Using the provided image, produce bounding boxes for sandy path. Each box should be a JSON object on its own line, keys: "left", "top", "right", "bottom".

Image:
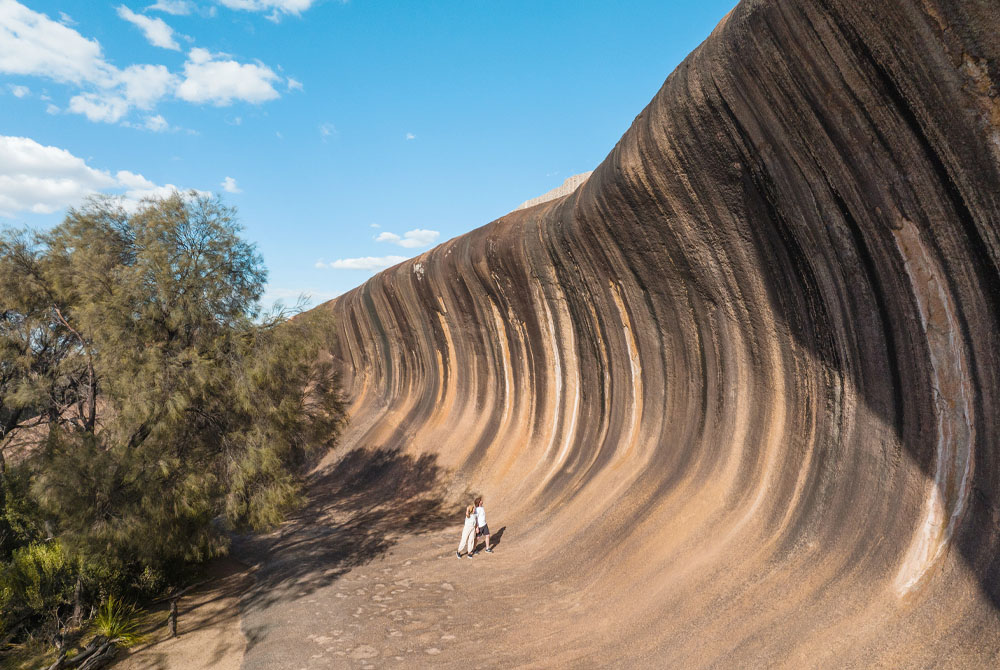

{"left": 239, "top": 528, "right": 532, "bottom": 669}
{"left": 229, "top": 448, "right": 616, "bottom": 669}
{"left": 112, "top": 559, "right": 253, "bottom": 670}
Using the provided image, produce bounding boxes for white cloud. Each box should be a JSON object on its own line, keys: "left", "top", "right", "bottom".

{"left": 405, "top": 132, "right": 415, "bottom": 140}
{"left": 0, "top": 2, "right": 290, "bottom": 125}
{"left": 58, "top": 11, "right": 76, "bottom": 25}
{"left": 374, "top": 228, "right": 440, "bottom": 249}
{"left": 111, "top": 169, "right": 208, "bottom": 206}
{"left": 369, "top": 223, "right": 380, "bottom": 228}
{"left": 319, "top": 122, "right": 335, "bottom": 139}
{"left": 66, "top": 64, "right": 174, "bottom": 123}
{"left": 286, "top": 77, "right": 302, "bottom": 92}
{"left": 118, "top": 64, "right": 175, "bottom": 108}
{"left": 144, "top": 114, "right": 168, "bottom": 131}
{"left": 0, "top": 3, "right": 173, "bottom": 123}
{"left": 147, "top": 0, "right": 193, "bottom": 15}
{"left": 317, "top": 256, "right": 410, "bottom": 271}
{"left": 117, "top": 5, "right": 180, "bottom": 50}
{"left": 221, "top": 176, "right": 241, "bottom": 193}
{"left": 0, "top": 0, "right": 115, "bottom": 86}
{"left": 68, "top": 93, "right": 130, "bottom": 122}
{"left": 115, "top": 170, "right": 154, "bottom": 191}
{"left": 9, "top": 84, "right": 29, "bottom": 97}
{"left": 0, "top": 135, "right": 197, "bottom": 217}
{"left": 0, "top": 135, "right": 116, "bottom": 215}
{"left": 45, "top": 103, "right": 59, "bottom": 114}
{"left": 175, "top": 48, "right": 280, "bottom": 105}
{"left": 114, "top": 168, "right": 199, "bottom": 205}
{"left": 218, "top": 0, "right": 316, "bottom": 17}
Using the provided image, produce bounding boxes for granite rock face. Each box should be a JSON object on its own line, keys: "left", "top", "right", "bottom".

{"left": 515, "top": 171, "right": 593, "bottom": 210}
{"left": 322, "top": 0, "right": 1000, "bottom": 665}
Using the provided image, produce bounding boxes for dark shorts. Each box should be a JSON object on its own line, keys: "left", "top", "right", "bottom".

{"left": 477, "top": 524, "right": 490, "bottom": 536}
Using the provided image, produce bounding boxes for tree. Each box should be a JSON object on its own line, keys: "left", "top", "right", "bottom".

{"left": 0, "top": 193, "right": 345, "bottom": 639}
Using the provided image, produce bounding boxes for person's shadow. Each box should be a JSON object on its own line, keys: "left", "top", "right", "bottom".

{"left": 474, "top": 526, "right": 505, "bottom": 553}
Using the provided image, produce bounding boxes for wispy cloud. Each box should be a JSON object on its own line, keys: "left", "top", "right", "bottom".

{"left": 286, "top": 77, "right": 303, "bottom": 92}
{"left": 221, "top": 176, "right": 241, "bottom": 193}
{"left": 319, "top": 122, "right": 336, "bottom": 140}
{"left": 147, "top": 0, "right": 193, "bottom": 15}
{"left": 218, "top": 0, "right": 318, "bottom": 18}
{"left": 405, "top": 132, "right": 415, "bottom": 140}
{"left": 316, "top": 256, "right": 409, "bottom": 271}
{"left": 8, "top": 84, "right": 29, "bottom": 97}
{"left": 117, "top": 5, "right": 181, "bottom": 50}
{"left": 374, "top": 228, "right": 440, "bottom": 249}
{"left": 144, "top": 114, "right": 169, "bottom": 131}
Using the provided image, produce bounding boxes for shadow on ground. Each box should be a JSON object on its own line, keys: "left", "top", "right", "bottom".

{"left": 232, "top": 447, "right": 457, "bottom": 647}
{"left": 474, "top": 526, "right": 506, "bottom": 554}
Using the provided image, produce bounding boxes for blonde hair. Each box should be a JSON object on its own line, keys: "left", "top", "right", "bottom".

{"left": 465, "top": 504, "right": 475, "bottom": 518}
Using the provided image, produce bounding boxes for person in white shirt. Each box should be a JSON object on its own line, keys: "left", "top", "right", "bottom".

{"left": 473, "top": 496, "right": 492, "bottom": 554}
{"left": 456, "top": 504, "right": 477, "bottom": 559}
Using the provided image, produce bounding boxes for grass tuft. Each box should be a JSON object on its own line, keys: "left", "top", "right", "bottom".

{"left": 92, "top": 595, "right": 146, "bottom": 647}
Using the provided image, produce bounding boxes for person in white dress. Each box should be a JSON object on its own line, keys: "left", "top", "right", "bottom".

{"left": 456, "top": 503, "right": 477, "bottom": 558}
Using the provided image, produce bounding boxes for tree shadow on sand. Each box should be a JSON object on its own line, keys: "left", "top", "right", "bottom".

{"left": 231, "top": 448, "right": 457, "bottom": 632}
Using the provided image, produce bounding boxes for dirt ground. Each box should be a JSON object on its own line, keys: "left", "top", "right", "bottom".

{"left": 112, "top": 559, "right": 253, "bottom": 670}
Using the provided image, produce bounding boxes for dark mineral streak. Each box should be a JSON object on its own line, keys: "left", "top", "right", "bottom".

{"left": 320, "top": 0, "right": 1000, "bottom": 665}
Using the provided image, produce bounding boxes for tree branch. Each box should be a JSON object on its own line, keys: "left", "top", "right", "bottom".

{"left": 52, "top": 306, "right": 97, "bottom": 433}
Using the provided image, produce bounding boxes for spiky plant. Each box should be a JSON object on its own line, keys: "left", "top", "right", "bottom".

{"left": 92, "top": 595, "right": 145, "bottom": 647}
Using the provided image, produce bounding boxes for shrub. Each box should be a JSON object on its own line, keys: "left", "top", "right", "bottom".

{"left": 0, "top": 541, "right": 74, "bottom": 636}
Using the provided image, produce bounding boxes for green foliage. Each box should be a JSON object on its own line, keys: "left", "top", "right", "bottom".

{"left": 0, "top": 542, "right": 74, "bottom": 636}
{"left": 0, "top": 465, "right": 43, "bottom": 561}
{"left": 92, "top": 595, "right": 145, "bottom": 647}
{"left": 0, "top": 192, "right": 346, "bottom": 643}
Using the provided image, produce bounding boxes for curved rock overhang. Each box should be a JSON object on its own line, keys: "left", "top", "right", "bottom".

{"left": 320, "top": 0, "right": 1000, "bottom": 665}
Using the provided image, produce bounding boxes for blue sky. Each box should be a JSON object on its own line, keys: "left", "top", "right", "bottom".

{"left": 0, "top": 0, "right": 735, "bottom": 304}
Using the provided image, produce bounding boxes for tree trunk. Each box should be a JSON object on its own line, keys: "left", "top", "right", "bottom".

{"left": 85, "top": 360, "right": 96, "bottom": 434}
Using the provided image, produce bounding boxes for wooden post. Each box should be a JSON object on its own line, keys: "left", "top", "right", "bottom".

{"left": 157, "top": 579, "right": 207, "bottom": 639}
{"left": 168, "top": 599, "right": 178, "bottom": 638}
{"left": 70, "top": 575, "right": 83, "bottom": 628}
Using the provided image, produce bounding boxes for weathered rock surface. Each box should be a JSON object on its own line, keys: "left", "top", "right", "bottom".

{"left": 275, "top": 0, "right": 1000, "bottom": 666}
{"left": 515, "top": 171, "right": 593, "bottom": 210}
